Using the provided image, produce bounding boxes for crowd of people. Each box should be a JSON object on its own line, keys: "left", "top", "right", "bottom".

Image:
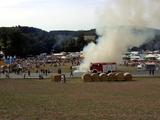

{"left": 0, "top": 54, "right": 81, "bottom": 79}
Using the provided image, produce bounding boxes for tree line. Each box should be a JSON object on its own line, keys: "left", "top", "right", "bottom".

{"left": 0, "top": 26, "right": 93, "bottom": 57}
{"left": 0, "top": 26, "right": 159, "bottom": 57}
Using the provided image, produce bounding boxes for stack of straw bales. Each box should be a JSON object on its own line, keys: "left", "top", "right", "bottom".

{"left": 82, "top": 72, "right": 132, "bottom": 82}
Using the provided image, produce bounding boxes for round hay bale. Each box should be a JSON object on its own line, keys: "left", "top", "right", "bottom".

{"left": 115, "top": 72, "right": 125, "bottom": 81}
{"left": 91, "top": 73, "right": 100, "bottom": 82}
{"left": 82, "top": 73, "right": 92, "bottom": 82}
{"left": 51, "top": 74, "right": 61, "bottom": 82}
{"left": 108, "top": 72, "right": 116, "bottom": 81}
{"left": 124, "top": 72, "right": 132, "bottom": 81}
{"left": 99, "top": 73, "right": 108, "bottom": 81}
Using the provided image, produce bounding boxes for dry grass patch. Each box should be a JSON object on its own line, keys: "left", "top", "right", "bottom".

{"left": 0, "top": 77, "right": 160, "bottom": 120}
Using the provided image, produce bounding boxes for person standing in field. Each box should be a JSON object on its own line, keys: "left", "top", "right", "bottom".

{"left": 70, "top": 66, "right": 73, "bottom": 77}
{"left": 58, "top": 68, "right": 61, "bottom": 74}
{"left": 23, "top": 73, "right": 26, "bottom": 79}
{"left": 61, "top": 74, "right": 66, "bottom": 83}
{"left": 5, "top": 71, "right": 10, "bottom": 78}
{"left": 28, "top": 70, "right": 31, "bottom": 76}
{"left": 152, "top": 69, "right": 155, "bottom": 76}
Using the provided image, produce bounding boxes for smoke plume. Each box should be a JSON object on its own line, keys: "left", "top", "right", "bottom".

{"left": 79, "top": 0, "right": 160, "bottom": 72}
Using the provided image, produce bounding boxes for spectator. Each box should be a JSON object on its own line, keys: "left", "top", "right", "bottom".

{"left": 39, "top": 73, "right": 43, "bottom": 80}
{"left": 61, "top": 74, "right": 66, "bottom": 83}
{"left": 149, "top": 69, "right": 152, "bottom": 75}
{"left": 152, "top": 69, "right": 155, "bottom": 76}
{"left": 23, "top": 73, "right": 26, "bottom": 79}
{"left": 70, "top": 66, "right": 73, "bottom": 77}
{"left": 5, "top": 71, "right": 10, "bottom": 78}
{"left": 28, "top": 70, "right": 31, "bottom": 76}
{"left": 45, "top": 69, "right": 48, "bottom": 76}
{"left": 58, "top": 68, "right": 61, "bottom": 74}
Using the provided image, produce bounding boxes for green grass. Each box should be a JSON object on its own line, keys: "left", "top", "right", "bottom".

{"left": 117, "top": 65, "right": 137, "bottom": 73}
{"left": 0, "top": 78, "right": 160, "bottom": 120}
{"left": 30, "top": 63, "right": 74, "bottom": 73}
{"left": 31, "top": 63, "right": 139, "bottom": 73}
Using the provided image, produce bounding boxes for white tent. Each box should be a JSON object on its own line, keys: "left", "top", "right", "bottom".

{"left": 157, "top": 57, "right": 160, "bottom": 61}
{"left": 130, "top": 55, "right": 141, "bottom": 60}
{"left": 145, "top": 54, "right": 156, "bottom": 58}
{"left": 61, "top": 56, "right": 67, "bottom": 59}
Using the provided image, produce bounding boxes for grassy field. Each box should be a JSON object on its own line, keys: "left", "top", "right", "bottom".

{"left": 31, "top": 63, "right": 138, "bottom": 73}
{"left": 0, "top": 77, "right": 160, "bottom": 120}
{"left": 30, "top": 63, "right": 73, "bottom": 73}
{"left": 117, "top": 65, "right": 137, "bottom": 73}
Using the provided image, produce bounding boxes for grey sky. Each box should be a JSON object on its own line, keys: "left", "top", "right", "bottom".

{"left": 0, "top": 0, "right": 107, "bottom": 31}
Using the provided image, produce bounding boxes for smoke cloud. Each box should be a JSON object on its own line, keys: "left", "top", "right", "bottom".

{"left": 79, "top": 0, "right": 160, "bottom": 72}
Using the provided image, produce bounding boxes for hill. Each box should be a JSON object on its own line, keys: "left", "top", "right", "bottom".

{"left": 0, "top": 26, "right": 53, "bottom": 56}
{"left": 0, "top": 26, "right": 95, "bottom": 57}
{"left": 0, "top": 26, "right": 159, "bottom": 57}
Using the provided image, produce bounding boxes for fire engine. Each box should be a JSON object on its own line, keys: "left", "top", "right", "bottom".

{"left": 90, "top": 62, "right": 117, "bottom": 73}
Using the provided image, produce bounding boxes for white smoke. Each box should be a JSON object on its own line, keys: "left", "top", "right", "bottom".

{"left": 79, "top": 0, "right": 160, "bottom": 72}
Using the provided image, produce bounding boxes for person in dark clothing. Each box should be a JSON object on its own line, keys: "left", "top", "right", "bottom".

{"left": 152, "top": 69, "right": 155, "bottom": 76}
{"left": 149, "top": 69, "right": 152, "bottom": 75}
{"left": 28, "top": 70, "right": 31, "bottom": 76}
{"left": 39, "top": 73, "right": 43, "bottom": 80}
{"left": 58, "top": 68, "right": 61, "bottom": 74}
{"left": 36, "top": 70, "right": 39, "bottom": 73}
{"left": 24, "top": 73, "right": 26, "bottom": 79}
{"left": 45, "top": 69, "right": 48, "bottom": 76}
{"left": 5, "top": 71, "right": 10, "bottom": 78}
{"left": 70, "top": 66, "right": 73, "bottom": 77}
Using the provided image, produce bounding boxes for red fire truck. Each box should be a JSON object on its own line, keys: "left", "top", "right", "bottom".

{"left": 90, "top": 62, "right": 117, "bottom": 73}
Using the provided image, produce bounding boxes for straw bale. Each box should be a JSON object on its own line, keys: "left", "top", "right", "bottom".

{"left": 82, "top": 73, "right": 92, "bottom": 82}
{"left": 108, "top": 72, "right": 116, "bottom": 81}
{"left": 91, "top": 73, "right": 100, "bottom": 81}
{"left": 124, "top": 72, "right": 132, "bottom": 81}
{"left": 99, "top": 73, "right": 108, "bottom": 81}
{"left": 51, "top": 74, "right": 61, "bottom": 82}
{"left": 115, "top": 72, "right": 125, "bottom": 81}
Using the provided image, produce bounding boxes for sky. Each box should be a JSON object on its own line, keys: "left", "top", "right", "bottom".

{"left": 0, "top": 0, "right": 106, "bottom": 31}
